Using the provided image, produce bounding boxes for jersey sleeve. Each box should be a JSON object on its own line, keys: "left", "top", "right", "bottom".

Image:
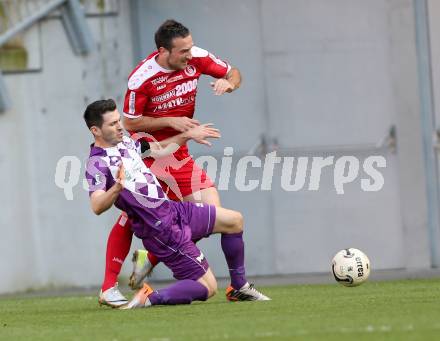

{"left": 85, "top": 156, "right": 111, "bottom": 196}
{"left": 192, "top": 46, "right": 231, "bottom": 78}
{"left": 123, "top": 88, "right": 148, "bottom": 119}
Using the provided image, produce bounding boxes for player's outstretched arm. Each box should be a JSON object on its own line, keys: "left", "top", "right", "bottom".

{"left": 210, "top": 67, "right": 242, "bottom": 95}
{"left": 123, "top": 115, "right": 200, "bottom": 134}
{"left": 175, "top": 123, "right": 221, "bottom": 147}
{"left": 145, "top": 124, "right": 221, "bottom": 158}
{"left": 90, "top": 164, "right": 125, "bottom": 215}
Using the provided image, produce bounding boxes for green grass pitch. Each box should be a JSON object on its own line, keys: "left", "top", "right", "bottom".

{"left": 1, "top": 279, "right": 439, "bottom": 340}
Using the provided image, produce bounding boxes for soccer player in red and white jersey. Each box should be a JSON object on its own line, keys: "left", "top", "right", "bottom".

{"left": 98, "top": 19, "right": 243, "bottom": 307}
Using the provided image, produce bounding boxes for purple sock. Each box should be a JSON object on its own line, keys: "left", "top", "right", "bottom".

{"left": 221, "top": 232, "right": 247, "bottom": 290}
{"left": 148, "top": 280, "right": 208, "bottom": 306}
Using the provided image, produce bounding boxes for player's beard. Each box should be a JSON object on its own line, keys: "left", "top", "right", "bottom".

{"left": 114, "top": 130, "right": 124, "bottom": 144}
{"left": 104, "top": 130, "right": 123, "bottom": 146}
{"left": 167, "top": 56, "right": 188, "bottom": 70}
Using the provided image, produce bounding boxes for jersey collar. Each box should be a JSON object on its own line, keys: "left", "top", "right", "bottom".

{"left": 151, "top": 53, "right": 175, "bottom": 74}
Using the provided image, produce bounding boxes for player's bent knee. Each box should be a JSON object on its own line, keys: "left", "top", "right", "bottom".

{"left": 197, "top": 279, "right": 212, "bottom": 299}
{"left": 207, "top": 285, "right": 217, "bottom": 298}
{"left": 229, "top": 211, "right": 243, "bottom": 234}
{"left": 198, "top": 269, "right": 218, "bottom": 298}
{"left": 213, "top": 208, "right": 244, "bottom": 234}
{"left": 205, "top": 276, "right": 218, "bottom": 298}
{"left": 209, "top": 280, "right": 218, "bottom": 297}
{"left": 235, "top": 211, "right": 244, "bottom": 233}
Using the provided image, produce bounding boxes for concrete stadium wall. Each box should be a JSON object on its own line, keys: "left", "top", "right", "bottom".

{"left": 0, "top": 3, "right": 143, "bottom": 294}
{"left": 0, "top": 0, "right": 438, "bottom": 294}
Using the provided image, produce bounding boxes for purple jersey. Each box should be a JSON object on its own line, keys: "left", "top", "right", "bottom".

{"left": 85, "top": 136, "right": 174, "bottom": 238}
{"left": 85, "top": 136, "right": 216, "bottom": 281}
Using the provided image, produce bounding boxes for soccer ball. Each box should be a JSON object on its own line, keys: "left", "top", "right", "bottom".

{"left": 331, "top": 248, "right": 371, "bottom": 287}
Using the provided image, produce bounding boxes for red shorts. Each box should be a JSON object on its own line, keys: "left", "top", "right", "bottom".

{"left": 143, "top": 145, "right": 215, "bottom": 201}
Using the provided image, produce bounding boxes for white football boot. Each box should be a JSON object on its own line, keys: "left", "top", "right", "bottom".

{"left": 128, "top": 250, "right": 155, "bottom": 290}
{"left": 98, "top": 283, "right": 128, "bottom": 308}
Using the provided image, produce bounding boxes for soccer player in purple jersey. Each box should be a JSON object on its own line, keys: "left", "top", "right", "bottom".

{"left": 84, "top": 99, "right": 270, "bottom": 307}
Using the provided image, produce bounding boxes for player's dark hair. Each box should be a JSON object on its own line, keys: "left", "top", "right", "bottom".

{"left": 83, "top": 99, "right": 117, "bottom": 129}
{"left": 155, "top": 19, "right": 190, "bottom": 51}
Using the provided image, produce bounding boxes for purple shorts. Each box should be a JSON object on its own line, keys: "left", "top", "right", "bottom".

{"left": 141, "top": 201, "right": 216, "bottom": 281}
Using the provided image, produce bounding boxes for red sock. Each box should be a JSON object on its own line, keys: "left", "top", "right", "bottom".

{"left": 147, "top": 251, "right": 159, "bottom": 267}
{"left": 101, "top": 213, "right": 133, "bottom": 292}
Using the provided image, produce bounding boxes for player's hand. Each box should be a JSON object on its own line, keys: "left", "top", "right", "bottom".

{"left": 168, "top": 117, "right": 200, "bottom": 132}
{"left": 210, "top": 79, "right": 235, "bottom": 95}
{"left": 115, "top": 162, "right": 125, "bottom": 190}
{"left": 185, "top": 123, "right": 221, "bottom": 146}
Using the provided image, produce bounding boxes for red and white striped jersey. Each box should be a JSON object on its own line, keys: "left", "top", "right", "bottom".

{"left": 123, "top": 46, "right": 231, "bottom": 142}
